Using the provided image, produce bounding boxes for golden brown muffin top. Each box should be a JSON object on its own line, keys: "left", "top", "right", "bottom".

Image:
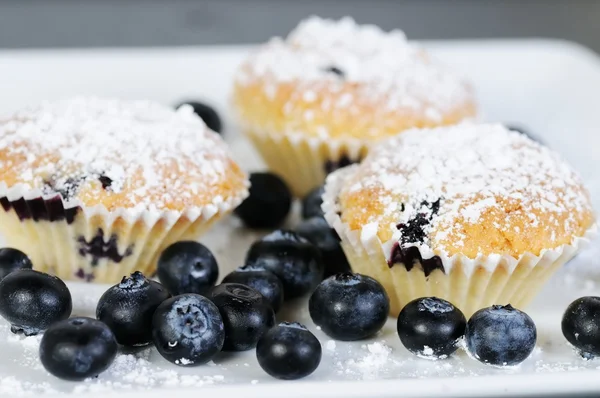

{"left": 0, "top": 97, "right": 248, "bottom": 212}
{"left": 233, "top": 16, "right": 476, "bottom": 140}
{"left": 336, "top": 124, "right": 595, "bottom": 258}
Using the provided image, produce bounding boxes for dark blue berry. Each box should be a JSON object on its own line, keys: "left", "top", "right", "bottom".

{"left": 246, "top": 230, "right": 324, "bottom": 299}
{"left": 222, "top": 264, "right": 283, "bottom": 313}
{"left": 295, "top": 217, "right": 350, "bottom": 277}
{"left": 465, "top": 304, "right": 537, "bottom": 366}
{"left": 397, "top": 297, "right": 466, "bottom": 359}
{"left": 157, "top": 241, "right": 219, "bottom": 295}
{"left": 505, "top": 123, "right": 543, "bottom": 144}
{"left": 234, "top": 173, "right": 292, "bottom": 229}
{"left": 176, "top": 100, "right": 222, "bottom": 133}
{"left": 208, "top": 283, "right": 275, "bottom": 351}
{"left": 0, "top": 248, "right": 32, "bottom": 282}
{"left": 0, "top": 270, "right": 72, "bottom": 335}
{"left": 309, "top": 272, "right": 389, "bottom": 341}
{"left": 257, "top": 322, "right": 321, "bottom": 380}
{"left": 301, "top": 186, "right": 325, "bottom": 219}
{"left": 152, "top": 294, "right": 224, "bottom": 366}
{"left": 96, "top": 271, "right": 170, "bottom": 346}
{"left": 562, "top": 296, "right": 600, "bottom": 358}
{"left": 39, "top": 317, "right": 118, "bottom": 381}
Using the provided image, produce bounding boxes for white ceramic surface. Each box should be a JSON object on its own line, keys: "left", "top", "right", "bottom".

{"left": 0, "top": 40, "right": 599, "bottom": 397}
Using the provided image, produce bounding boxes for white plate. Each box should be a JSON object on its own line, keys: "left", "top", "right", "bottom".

{"left": 0, "top": 40, "right": 600, "bottom": 398}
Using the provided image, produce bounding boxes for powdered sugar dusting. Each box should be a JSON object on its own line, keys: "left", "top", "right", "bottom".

{"left": 341, "top": 123, "right": 593, "bottom": 257}
{"left": 0, "top": 97, "right": 245, "bottom": 211}
{"left": 237, "top": 16, "right": 473, "bottom": 130}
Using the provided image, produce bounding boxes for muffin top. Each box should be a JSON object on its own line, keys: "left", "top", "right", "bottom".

{"left": 334, "top": 124, "right": 595, "bottom": 258}
{"left": 233, "top": 16, "right": 476, "bottom": 140}
{"left": 0, "top": 97, "right": 248, "bottom": 213}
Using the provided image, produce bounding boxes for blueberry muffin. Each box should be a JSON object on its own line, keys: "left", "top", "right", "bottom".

{"left": 0, "top": 97, "right": 248, "bottom": 283}
{"left": 233, "top": 16, "right": 477, "bottom": 196}
{"left": 323, "top": 123, "right": 595, "bottom": 316}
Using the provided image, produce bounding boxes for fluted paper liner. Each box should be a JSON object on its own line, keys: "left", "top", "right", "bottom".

{"left": 323, "top": 166, "right": 597, "bottom": 317}
{"left": 0, "top": 182, "right": 247, "bottom": 284}
{"left": 243, "top": 126, "right": 369, "bottom": 197}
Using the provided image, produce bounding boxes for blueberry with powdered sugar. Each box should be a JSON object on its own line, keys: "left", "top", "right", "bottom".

{"left": 465, "top": 304, "right": 536, "bottom": 366}
{"left": 157, "top": 241, "right": 219, "bottom": 296}
{"left": 257, "top": 322, "right": 321, "bottom": 380}
{"left": 152, "top": 294, "right": 225, "bottom": 366}
{"left": 309, "top": 272, "right": 389, "bottom": 341}
{"left": 246, "top": 230, "right": 324, "bottom": 299}
{"left": 562, "top": 296, "right": 600, "bottom": 358}
{"left": 397, "top": 297, "right": 466, "bottom": 359}
{"left": 222, "top": 264, "right": 284, "bottom": 313}
{"left": 40, "top": 317, "right": 118, "bottom": 381}
{"left": 208, "top": 283, "right": 275, "bottom": 351}
{"left": 0, "top": 270, "right": 72, "bottom": 336}
{"left": 96, "top": 271, "right": 170, "bottom": 346}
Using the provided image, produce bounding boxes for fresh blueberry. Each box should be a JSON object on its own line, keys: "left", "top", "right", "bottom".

{"left": 0, "top": 270, "right": 72, "bottom": 335}
{"left": 397, "top": 297, "right": 466, "bottom": 359}
{"left": 222, "top": 264, "right": 284, "bottom": 313}
{"left": 234, "top": 172, "right": 292, "bottom": 229}
{"left": 96, "top": 271, "right": 170, "bottom": 346}
{"left": 302, "top": 186, "right": 325, "bottom": 219}
{"left": 0, "top": 248, "right": 32, "bottom": 282}
{"left": 152, "top": 294, "right": 224, "bottom": 366}
{"left": 256, "top": 322, "right": 321, "bottom": 380}
{"left": 246, "top": 230, "right": 324, "bottom": 299}
{"left": 505, "top": 123, "right": 543, "bottom": 144}
{"left": 562, "top": 296, "right": 600, "bottom": 358}
{"left": 295, "top": 217, "right": 350, "bottom": 277}
{"left": 157, "top": 241, "right": 219, "bottom": 296}
{"left": 176, "top": 100, "right": 222, "bottom": 133}
{"left": 465, "top": 304, "right": 537, "bottom": 366}
{"left": 309, "top": 272, "right": 389, "bottom": 341}
{"left": 39, "top": 317, "right": 117, "bottom": 381}
{"left": 208, "top": 283, "right": 275, "bottom": 351}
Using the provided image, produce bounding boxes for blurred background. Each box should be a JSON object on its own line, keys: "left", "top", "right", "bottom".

{"left": 1, "top": 0, "right": 599, "bottom": 51}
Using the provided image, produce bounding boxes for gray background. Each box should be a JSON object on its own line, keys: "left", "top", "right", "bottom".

{"left": 1, "top": 0, "right": 600, "bottom": 52}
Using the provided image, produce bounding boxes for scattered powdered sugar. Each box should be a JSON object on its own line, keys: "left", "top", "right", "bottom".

{"left": 340, "top": 342, "right": 396, "bottom": 379}
{"left": 342, "top": 123, "right": 593, "bottom": 256}
{"left": 237, "top": 16, "right": 472, "bottom": 128}
{"left": 325, "top": 340, "right": 337, "bottom": 352}
{"left": 0, "top": 97, "right": 244, "bottom": 211}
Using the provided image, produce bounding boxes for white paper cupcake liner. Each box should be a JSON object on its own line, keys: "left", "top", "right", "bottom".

{"left": 243, "top": 126, "right": 369, "bottom": 197}
{"left": 0, "top": 182, "right": 248, "bottom": 284}
{"left": 323, "top": 166, "right": 597, "bottom": 317}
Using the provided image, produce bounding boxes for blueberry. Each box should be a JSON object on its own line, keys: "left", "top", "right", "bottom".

{"left": 397, "top": 297, "right": 466, "bottom": 359}
{"left": 295, "top": 217, "right": 350, "bottom": 277}
{"left": 0, "top": 248, "right": 32, "bottom": 282}
{"left": 96, "top": 271, "right": 170, "bottom": 346}
{"left": 562, "top": 296, "right": 600, "bottom": 358}
{"left": 0, "top": 270, "right": 72, "bottom": 335}
{"left": 176, "top": 100, "right": 222, "bottom": 133}
{"left": 39, "top": 317, "right": 117, "bottom": 381}
{"left": 208, "top": 283, "right": 275, "bottom": 351}
{"left": 222, "top": 264, "right": 284, "bottom": 313}
{"left": 505, "top": 123, "right": 543, "bottom": 144}
{"left": 152, "top": 294, "right": 224, "bottom": 366}
{"left": 234, "top": 172, "right": 292, "bottom": 229}
{"left": 465, "top": 304, "right": 537, "bottom": 366}
{"left": 301, "top": 186, "right": 325, "bottom": 219}
{"left": 309, "top": 272, "right": 389, "bottom": 341}
{"left": 246, "top": 230, "right": 324, "bottom": 299}
{"left": 157, "top": 241, "right": 219, "bottom": 296}
{"left": 256, "top": 322, "right": 321, "bottom": 380}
